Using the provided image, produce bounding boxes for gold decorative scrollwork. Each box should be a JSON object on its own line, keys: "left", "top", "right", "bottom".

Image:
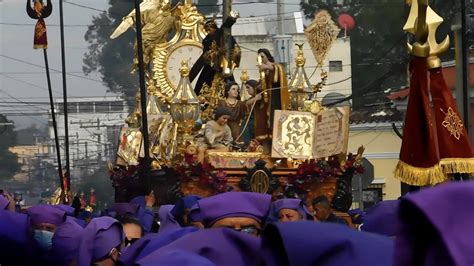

{"left": 152, "top": 0, "right": 207, "bottom": 100}
{"left": 275, "top": 113, "right": 315, "bottom": 158}
{"left": 153, "top": 40, "right": 203, "bottom": 99}
{"left": 304, "top": 10, "right": 341, "bottom": 66}
{"left": 284, "top": 116, "right": 313, "bottom": 154}
{"left": 199, "top": 74, "right": 226, "bottom": 122}
{"left": 440, "top": 107, "right": 464, "bottom": 140}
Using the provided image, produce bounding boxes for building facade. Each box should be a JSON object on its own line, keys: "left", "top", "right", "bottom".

{"left": 50, "top": 96, "right": 128, "bottom": 181}
{"left": 9, "top": 144, "right": 49, "bottom": 182}
{"left": 348, "top": 122, "right": 402, "bottom": 205}
{"left": 229, "top": 12, "right": 353, "bottom": 99}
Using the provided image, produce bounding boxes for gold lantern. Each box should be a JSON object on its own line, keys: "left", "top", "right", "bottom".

{"left": 239, "top": 70, "right": 250, "bottom": 100}
{"left": 170, "top": 61, "right": 200, "bottom": 146}
{"left": 288, "top": 44, "right": 313, "bottom": 111}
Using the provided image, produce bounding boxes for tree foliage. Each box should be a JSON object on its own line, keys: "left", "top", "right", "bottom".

{"left": 83, "top": 0, "right": 218, "bottom": 101}
{"left": 83, "top": 0, "right": 138, "bottom": 100}
{"left": 16, "top": 124, "right": 48, "bottom": 145}
{"left": 0, "top": 115, "right": 20, "bottom": 180}
{"left": 300, "top": 0, "right": 460, "bottom": 109}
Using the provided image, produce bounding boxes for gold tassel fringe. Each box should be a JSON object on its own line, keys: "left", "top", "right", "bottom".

{"left": 440, "top": 158, "right": 474, "bottom": 175}
{"left": 33, "top": 44, "right": 48, "bottom": 49}
{"left": 394, "top": 160, "right": 446, "bottom": 186}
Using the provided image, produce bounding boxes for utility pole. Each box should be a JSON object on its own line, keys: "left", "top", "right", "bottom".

{"left": 133, "top": 0, "right": 151, "bottom": 172}
{"left": 453, "top": 0, "right": 473, "bottom": 142}
{"left": 58, "top": 0, "right": 71, "bottom": 193}
{"left": 277, "top": 0, "right": 284, "bottom": 35}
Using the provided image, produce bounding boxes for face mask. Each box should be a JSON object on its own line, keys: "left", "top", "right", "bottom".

{"left": 34, "top": 229, "right": 54, "bottom": 250}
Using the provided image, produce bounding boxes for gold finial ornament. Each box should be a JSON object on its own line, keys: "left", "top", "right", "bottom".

{"left": 240, "top": 70, "right": 251, "bottom": 100}
{"left": 240, "top": 70, "right": 249, "bottom": 83}
{"left": 403, "top": 0, "right": 450, "bottom": 68}
{"left": 304, "top": 10, "right": 341, "bottom": 66}
{"left": 179, "top": 60, "right": 190, "bottom": 77}
{"left": 288, "top": 43, "right": 313, "bottom": 111}
{"left": 146, "top": 80, "right": 164, "bottom": 115}
{"left": 294, "top": 43, "right": 306, "bottom": 67}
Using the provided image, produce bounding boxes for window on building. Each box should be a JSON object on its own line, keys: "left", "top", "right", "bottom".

{"left": 55, "top": 102, "right": 75, "bottom": 113}
{"left": 95, "top": 102, "right": 110, "bottom": 112}
{"left": 78, "top": 102, "right": 93, "bottom": 113}
{"left": 67, "top": 103, "right": 78, "bottom": 113}
{"left": 56, "top": 103, "right": 64, "bottom": 113}
{"left": 329, "top": 60, "right": 343, "bottom": 72}
{"left": 110, "top": 101, "right": 124, "bottom": 112}
{"left": 362, "top": 188, "right": 383, "bottom": 209}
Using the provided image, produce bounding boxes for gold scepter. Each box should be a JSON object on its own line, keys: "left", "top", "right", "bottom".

{"left": 257, "top": 55, "right": 269, "bottom": 103}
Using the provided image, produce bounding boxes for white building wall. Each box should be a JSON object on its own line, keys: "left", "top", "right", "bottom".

{"left": 49, "top": 96, "right": 128, "bottom": 178}
{"left": 234, "top": 36, "right": 352, "bottom": 99}
{"left": 232, "top": 14, "right": 352, "bottom": 100}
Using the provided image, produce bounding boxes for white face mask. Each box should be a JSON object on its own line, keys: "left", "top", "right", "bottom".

{"left": 34, "top": 229, "right": 54, "bottom": 250}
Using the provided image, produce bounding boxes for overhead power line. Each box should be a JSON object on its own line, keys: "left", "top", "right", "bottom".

{"left": 0, "top": 54, "right": 103, "bottom": 84}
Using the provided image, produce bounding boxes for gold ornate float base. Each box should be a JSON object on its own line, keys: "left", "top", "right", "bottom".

{"left": 207, "top": 151, "right": 263, "bottom": 168}
{"left": 179, "top": 167, "right": 337, "bottom": 204}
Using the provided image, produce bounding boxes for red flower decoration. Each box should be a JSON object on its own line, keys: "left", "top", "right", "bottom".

{"left": 287, "top": 155, "right": 365, "bottom": 191}
{"left": 175, "top": 155, "right": 229, "bottom": 194}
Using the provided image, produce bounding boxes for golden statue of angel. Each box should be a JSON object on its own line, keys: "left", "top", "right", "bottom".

{"left": 110, "top": 0, "right": 181, "bottom": 72}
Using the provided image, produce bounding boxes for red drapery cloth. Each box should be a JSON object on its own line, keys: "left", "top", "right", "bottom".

{"left": 429, "top": 67, "right": 474, "bottom": 174}
{"left": 33, "top": 18, "right": 47, "bottom": 49}
{"left": 395, "top": 57, "right": 444, "bottom": 185}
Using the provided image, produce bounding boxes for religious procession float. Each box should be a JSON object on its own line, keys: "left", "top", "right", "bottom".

{"left": 108, "top": 0, "right": 367, "bottom": 220}
{"left": 35, "top": 0, "right": 474, "bottom": 222}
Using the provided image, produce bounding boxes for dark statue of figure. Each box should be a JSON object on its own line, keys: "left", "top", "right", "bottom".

{"left": 189, "top": 18, "right": 241, "bottom": 95}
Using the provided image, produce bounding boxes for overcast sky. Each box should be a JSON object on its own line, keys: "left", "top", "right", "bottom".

{"left": 0, "top": 0, "right": 301, "bottom": 129}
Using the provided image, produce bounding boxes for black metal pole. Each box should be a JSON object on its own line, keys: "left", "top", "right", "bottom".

{"left": 58, "top": 0, "right": 71, "bottom": 191}
{"left": 133, "top": 0, "right": 151, "bottom": 171}
{"left": 460, "top": 0, "right": 472, "bottom": 179}
{"left": 43, "top": 49, "right": 64, "bottom": 191}
{"left": 460, "top": 0, "right": 472, "bottom": 139}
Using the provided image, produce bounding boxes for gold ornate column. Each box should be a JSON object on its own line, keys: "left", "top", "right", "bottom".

{"left": 288, "top": 44, "right": 313, "bottom": 111}
{"left": 169, "top": 61, "right": 200, "bottom": 156}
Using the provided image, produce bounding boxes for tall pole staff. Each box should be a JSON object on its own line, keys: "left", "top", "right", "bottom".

{"left": 460, "top": 0, "right": 472, "bottom": 140}
{"left": 58, "top": 0, "right": 71, "bottom": 195}
{"left": 26, "top": 0, "right": 67, "bottom": 197}
{"left": 44, "top": 50, "right": 65, "bottom": 194}
{"left": 133, "top": 0, "right": 151, "bottom": 173}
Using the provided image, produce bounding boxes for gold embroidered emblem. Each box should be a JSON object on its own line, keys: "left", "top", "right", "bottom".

{"left": 440, "top": 107, "right": 464, "bottom": 140}
{"left": 304, "top": 10, "right": 341, "bottom": 66}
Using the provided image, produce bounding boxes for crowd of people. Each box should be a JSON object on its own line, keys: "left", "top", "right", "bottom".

{"left": 0, "top": 181, "right": 473, "bottom": 265}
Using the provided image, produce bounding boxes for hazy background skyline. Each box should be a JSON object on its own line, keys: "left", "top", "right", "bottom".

{"left": 0, "top": 0, "right": 302, "bottom": 129}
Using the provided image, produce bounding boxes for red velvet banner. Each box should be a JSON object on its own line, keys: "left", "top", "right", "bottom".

{"left": 33, "top": 18, "right": 47, "bottom": 49}
{"left": 395, "top": 57, "right": 444, "bottom": 185}
{"left": 429, "top": 68, "right": 474, "bottom": 174}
